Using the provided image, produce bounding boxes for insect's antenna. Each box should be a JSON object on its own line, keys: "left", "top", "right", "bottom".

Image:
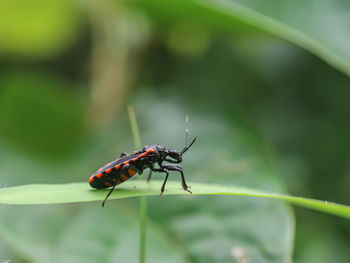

{"left": 181, "top": 115, "right": 196, "bottom": 155}
{"left": 185, "top": 115, "right": 189, "bottom": 146}
{"left": 180, "top": 136, "right": 197, "bottom": 155}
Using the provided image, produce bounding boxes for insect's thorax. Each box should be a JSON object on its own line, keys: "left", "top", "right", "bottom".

{"left": 135, "top": 151, "right": 160, "bottom": 171}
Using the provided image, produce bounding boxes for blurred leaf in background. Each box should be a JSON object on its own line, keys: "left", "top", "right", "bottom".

{"left": 0, "top": 69, "right": 84, "bottom": 158}
{"left": 0, "top": 0, "right": 83, "bottom": 58}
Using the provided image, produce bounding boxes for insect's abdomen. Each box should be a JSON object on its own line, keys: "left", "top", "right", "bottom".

{"left": 115, "top": 168, "right": 137, "bottom": 185}
{"left": 89, "top": 167, "right": 137, "bottom": 189}
{"left": 89, "top": 149, "right": 154, "bottom": 189}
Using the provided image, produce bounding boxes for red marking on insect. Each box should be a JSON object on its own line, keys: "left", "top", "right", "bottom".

{"left": 114, "top": 164, "right": 121, "bottom": 169}
{"left": 120, "top": 174, "right": 128, "bottom": 181}
{"left": 96, "top": 173, "right": 103, "bottom": 178}
{"left": 105, "top": 168, "right": 112, "bottom": 173}
{"left": 138, "top": 152, "right": 148, "bottom": 158}
{"left": 89, "top": 175, "right": 95, "bottom": 183}
{"left": 128, "top": 169, "right": 136, "bottom": 177}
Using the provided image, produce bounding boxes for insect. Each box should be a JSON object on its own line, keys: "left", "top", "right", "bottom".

{"left": 89, "top": 136, "right": 197, "bottom": 207}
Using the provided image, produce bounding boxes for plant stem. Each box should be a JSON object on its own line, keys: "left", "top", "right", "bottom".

{"left": 127, "top": 105, "right": 142, "bottom": 150}
{"left": 128, "top": 105, "right": 146, "bottom": 263}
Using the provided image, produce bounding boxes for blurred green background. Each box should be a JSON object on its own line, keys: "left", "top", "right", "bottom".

{"left": 1, "top": 0, "right": 350, "bottom": 262}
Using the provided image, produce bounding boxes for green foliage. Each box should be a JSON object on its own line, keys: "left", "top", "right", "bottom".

{"left": 0, "top": 69, "right": 84, "bottom": 157}
{"left": 1, "top": 0, "right": 350, "bottom": 262}
{"left": 0, "top": 0, "right": 82, "bottom": 58}
{"left": 0, "top": 205, "right": 186, "bottom": 263}
{"left": 131, "top": 0, "right": 350, "bottom": 76}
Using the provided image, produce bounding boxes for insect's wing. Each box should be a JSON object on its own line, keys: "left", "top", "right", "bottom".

{"left": 105, "top": 153, "right": 142, "bottom": 169}
{"left": 92, "top": 152, "right": 144, "bottom": 176}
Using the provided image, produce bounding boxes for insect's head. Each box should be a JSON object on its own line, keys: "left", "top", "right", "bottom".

{"left": 155, "top": 145, "right": 181, "bottom": 161}
{"left": 164, "top": 136, "right": 197, "bottom": 162}
{"left": 166, "top": 149, "right": 182, "bottom": 162}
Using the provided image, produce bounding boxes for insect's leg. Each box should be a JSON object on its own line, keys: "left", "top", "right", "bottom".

{"left": 147, "top": 163, "right": 159, "bottom": 182}
{"left": 160, "top": 171, "right": 169, "bottom": 196}
{"left": 147, "top": 170, "right": 152, "bottom": 182}
{"left": 164, "top": 158, "right": 181, "bottom": 164}
{"left": 162, "top": 165, "right": 192, "bottom": 194}
{"left": 120, "top": 152, "right": 129, "bottom": 157}
{"left": 150, "top": 166, "right": 169, "bottom": 196}
{"left": 102, "top": 184, "right": 116, "bottom": 208}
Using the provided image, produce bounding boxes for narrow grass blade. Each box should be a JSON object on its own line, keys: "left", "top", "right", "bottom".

{"left": 127, "top": 105, "right": 146, "bottom": 263}
{"left": 0, "top": 180, "right": 349, "bottom": 219}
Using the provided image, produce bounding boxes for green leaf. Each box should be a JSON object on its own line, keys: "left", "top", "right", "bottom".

{"left": 0, "top": 180, "right": 349, "bottom": 219}
{"left": 131, "top": 0, "right": 350, "bottom": 77}
{"left": 201, "top": 0, "right": 350, "bottom": 76}
{"left": 0, "top": 205, "right": 187, "bottom": 263}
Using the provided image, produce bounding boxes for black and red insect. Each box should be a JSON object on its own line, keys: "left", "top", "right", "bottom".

{"left": 89, "top": 136, "right": 197, "bottom": 207}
